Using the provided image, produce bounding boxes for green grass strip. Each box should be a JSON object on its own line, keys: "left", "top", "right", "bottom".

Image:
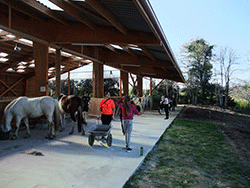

{"left": 124, "top": 119, "right": 250, "bottom": 188}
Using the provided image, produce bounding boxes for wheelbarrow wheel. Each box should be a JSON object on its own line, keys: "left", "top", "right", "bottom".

{"left": 107, "top": 133, "right": 112, "bottom": 147}
{"left": 88, "top": 134, "right": 95, "bottom": 146}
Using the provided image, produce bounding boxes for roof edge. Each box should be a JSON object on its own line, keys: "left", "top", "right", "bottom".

{"left": 133, "top": 0, "right": 185, "bottom": 83}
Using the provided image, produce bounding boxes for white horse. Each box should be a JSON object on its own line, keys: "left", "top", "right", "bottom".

{"left": 141, "top": 95, "right": 150, "bottom": 112}
{"left": 131, "top": 95, "right": 150, "bottom": 114}
{"left": 0, "top": 96, "right": 60, "bottom": 139}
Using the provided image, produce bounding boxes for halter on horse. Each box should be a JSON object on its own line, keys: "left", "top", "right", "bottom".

{"left": 0, "top": 96, "right": 60, "bottom": 140}
{"left": 58, "top": 94, "right": 84, "bottom": 135}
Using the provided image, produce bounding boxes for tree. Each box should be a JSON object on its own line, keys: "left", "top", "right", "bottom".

{"left": 183, "top": 38, "right": 214, "bottom": 104}
{"left": 104, "top": 78, "right": 119, "bottom": 96}
{"left": 76, "top": 79, "right": 93, "bottom": 96}
{"left": 218, "top": 47, "right": 239, "bottom": 108}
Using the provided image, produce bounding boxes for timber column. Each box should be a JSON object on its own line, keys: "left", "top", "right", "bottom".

{"left": 55, "top": 49, "right": 61, "bottom": 97}
{"left": 137, "top": 75, "right": 143, "bottom": 97}
{"left": 26, "top": 42, "right": 48, "bottom": 97}
{"left": 92, "top": 47, "right": 103, "bottom": 98}
{"left": 120, "top": 70, "right": 128, "bottom": 96}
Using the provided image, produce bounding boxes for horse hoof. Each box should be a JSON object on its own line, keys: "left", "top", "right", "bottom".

{"left": 11, "top": 135, "right": 17, "bottom": 140}
{"left": 24, "top": 134, "right": 31, "bottom": 139}
{"left": 45, "top": 135, "right": 55, "bottom": 139}
{"left": 69, "top": 131, "right": 73, "bottom": 135}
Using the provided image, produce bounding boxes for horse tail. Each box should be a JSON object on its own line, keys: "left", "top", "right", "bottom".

{"left": 77, "top": 98, "right": 82, "bottom": 133}
{"left": 53, "top": 101, "right": 60, "bottom": 135}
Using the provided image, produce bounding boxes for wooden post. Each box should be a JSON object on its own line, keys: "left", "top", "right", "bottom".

{"left": 68, "top": 71, "right": 70, "bottom": 96}
{"left": 8, "top": 6, "right": 11, "bottom": 28}
{"left": 55, "top": 48, "right": 61, "bottom": 97}
{"left": 137, "top": 75, "right": 143, "bottom": 97}
{"left": 120, "top": 70, "right": 128, "bottom": 96}
{"left": 150, "top": 77, "right": 152, "bottom": 96}
{"left": 92, "top": 47, "right": 103, "bottom": 98}
{"left": 26, "top": 42, "right": 48, "bottom": 97}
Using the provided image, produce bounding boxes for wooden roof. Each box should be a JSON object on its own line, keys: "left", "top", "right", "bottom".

{"left": 0, "top": 0, "right": 185, "bottom": 83}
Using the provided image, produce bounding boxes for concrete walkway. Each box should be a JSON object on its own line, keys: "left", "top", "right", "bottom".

{"left": 0, "top": 106, "right": 182, "bottom": 188}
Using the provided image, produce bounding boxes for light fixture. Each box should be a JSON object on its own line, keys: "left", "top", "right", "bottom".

{"left": 0, "top": 57, "right": 8, "bottom": 62}
{"left": 120, "top": 64, "right": 141, "bottom": 67}
{"left": 0, "top": 52, "right": 8, "bottom": 57}
{"left": 72, "top": 43, "right": 104, "bottom": 46}
{"left": 141, "top": 72, "right": 156, "bottom": 76}
{"left": 36, "top": 0, "right": 63, "bottom": 11}
{"left": 14, "top": 43, "right": 21, "bottom": 51}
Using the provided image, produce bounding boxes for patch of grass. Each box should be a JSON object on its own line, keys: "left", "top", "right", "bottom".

{"left": 234, "top": 98, "right": 249, "bottom": 108}
{"left": 124, "top": 119, "right": 250, "bottom": 188}
{"left": 233, "top": 98, "right": 250, "bottom": 114}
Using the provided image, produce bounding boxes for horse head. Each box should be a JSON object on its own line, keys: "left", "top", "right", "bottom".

{"left": 0, "top": 119, "right": 10, "bottom": 140}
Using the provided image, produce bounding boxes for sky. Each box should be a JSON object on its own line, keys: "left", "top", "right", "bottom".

{"left": 150, "top": 0, "right": 250, "bottom": 82}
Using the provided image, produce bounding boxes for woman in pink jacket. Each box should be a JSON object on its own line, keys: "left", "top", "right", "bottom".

{"left": 116, "top": 95, "right": 140, "bottom": 152}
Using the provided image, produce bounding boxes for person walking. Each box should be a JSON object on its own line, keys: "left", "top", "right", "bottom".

{"left": 82, "top": 91, "right": 90, "bottom": 125}
{"left": 164, "top": 94, "right": 169, "bottom": 119}
{"left": 115, "top": 93, "right": 125, "bottom": 135}
{"left": 172, "top": 94, "right": 177, "bottom": 112}
{"left": 116, "top": 95, "right": 140, "bottom": 152}
{"left": 99, "top": 91, "right": 115, "bottom": 125}
{"left": 158, "top": 95, "right": 165, "bottom": 114}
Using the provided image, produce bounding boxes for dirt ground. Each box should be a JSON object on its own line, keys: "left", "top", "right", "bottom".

{"left": 177, "top": 105, "right": 250, "bottom": 170}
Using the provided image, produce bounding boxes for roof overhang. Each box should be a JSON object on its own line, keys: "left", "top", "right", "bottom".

{"left": 0, "top": 0, "right": 185, "bottom": 83}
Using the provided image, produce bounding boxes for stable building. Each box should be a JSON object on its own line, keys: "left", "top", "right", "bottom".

{"left": 0, "top": 0, "right": 184, "bottom": 101}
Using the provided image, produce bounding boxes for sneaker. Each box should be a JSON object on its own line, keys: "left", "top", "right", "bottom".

{"left": 126, "top": 148, "right": 132, "bottom": 152}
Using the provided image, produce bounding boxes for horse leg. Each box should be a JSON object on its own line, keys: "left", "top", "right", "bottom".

{"left": 4, "top": 114, "right": 13, "bottom": 132}
{"left": 45, "top": 115, "right": 56, "bottom": 139}
{"left": 81, "top": 123, "right": 85, "bottom": 135}
{"left": 2, "top": 114, "right": 12, "bottom": 140}
{"left": 60, "top": 114, "right": 65, "bottom": 132}
{"left": 23, "top": 117, "right": 31, "bottom": 138}
{"left": 69, "top": 121, "right": 76, "bottom": 134}
{"left": 12, "top": 116, "right": 22, "bottom": 140}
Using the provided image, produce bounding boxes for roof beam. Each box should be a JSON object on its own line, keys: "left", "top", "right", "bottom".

{"left": 104, "top": 44, "right": 120, "bottom": 53}
{"left": 120, "top": 45, "right": 138, "bottom": 57}
{"left": 85, "top": 0, "right": 129, "bottom": 35}
{"left": 63, "top": 0, "right": 110, "bottom": 25}
{"left": 54, "top": 25, "right": 158, "bottom": 45}
{"left": 60, "top": 45, "right": 173, "bottom": 68}
{"left": 49, "top": 0, "right": 98, "bottom": 30}
{"left": 0, "top": 0, "right": 47, "bottom": 23}
{"left": 100, "top": 48, "right": 173, "bottom": 68}
{"left": 18, "top": 0, "right": 69, "bottom": 25}
{"left": 139, "top": 45, "right": 156, "bottom": 61}
{"left": 0, "top": 12, "right": 159, "bottom": 45}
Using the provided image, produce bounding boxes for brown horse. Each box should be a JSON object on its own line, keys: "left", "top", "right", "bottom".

{"left": 58, "top": 94, "right": 85, "bottom": 135}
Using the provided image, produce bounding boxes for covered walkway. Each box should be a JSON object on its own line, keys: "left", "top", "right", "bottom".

{"left": 0, "top": 106, "right": 182, "bottom": 188}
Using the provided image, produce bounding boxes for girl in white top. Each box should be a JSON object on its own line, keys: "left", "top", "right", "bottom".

{"left": 164, "top": 95, "right": 169, "bottom": 119}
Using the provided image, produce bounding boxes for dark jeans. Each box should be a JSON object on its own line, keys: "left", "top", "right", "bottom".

{"left": 164, "top": 104, "right": 169, "bottom": 119}
{"left": 101, "top": 114, "right": 112, "bottom": 125}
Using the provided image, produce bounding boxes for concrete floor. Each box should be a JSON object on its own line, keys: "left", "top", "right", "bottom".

{"left": 0, "top": 106, "right": 182, "bottom": 188}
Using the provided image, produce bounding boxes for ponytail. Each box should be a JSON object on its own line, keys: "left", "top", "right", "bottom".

{"left": 124, "top": 96, "right": 131, "bottom": 115}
